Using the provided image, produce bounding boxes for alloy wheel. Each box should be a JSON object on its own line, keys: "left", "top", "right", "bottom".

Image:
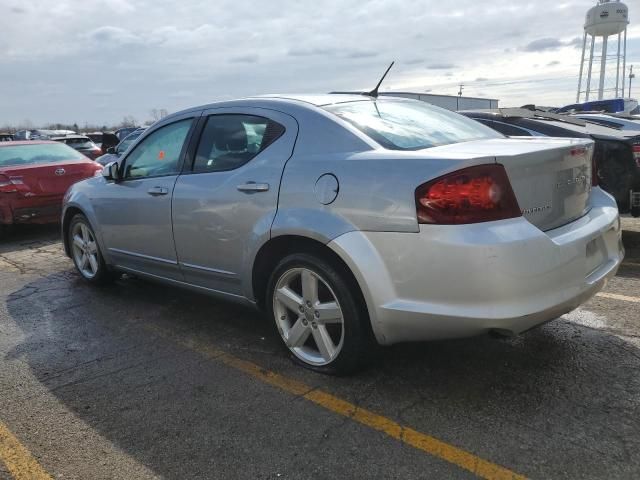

{"left": 71, "top": 222, "right": 99, "bottom": 279}
{"left": 273, "top": 267, "right": 344, "bottom": 366}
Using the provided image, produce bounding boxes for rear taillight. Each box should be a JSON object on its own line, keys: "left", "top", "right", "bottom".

{"left": 0, "top": 174, "right": 18, "bottom": 193}
{"left": 415, "top": 164, "right": 521, "bottom": 224}
{"left": 633, "top": 144, "right": 640, "bottom": 168}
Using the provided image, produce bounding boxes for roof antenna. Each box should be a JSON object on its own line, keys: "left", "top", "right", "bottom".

{"left": 364, "top": 61, "right": 395, "bottom": 98}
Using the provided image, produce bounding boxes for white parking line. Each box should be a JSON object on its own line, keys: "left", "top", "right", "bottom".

{"left": 596, "top": 292, "right": 640, "bottom": 304}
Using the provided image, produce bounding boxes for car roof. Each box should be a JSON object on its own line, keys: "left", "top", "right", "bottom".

{"left": 50, "top": 135, "right": 91, "bottom": 140}
{"left": 0, "top": 140, "right": 59, "bottom": 147}
{"left": 460, "top": 109, "right": 633, "bottom": 139}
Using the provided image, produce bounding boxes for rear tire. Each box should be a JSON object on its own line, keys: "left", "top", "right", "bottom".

{"left": 68, "top": 214, "right": 115, "bottom": 285}
{"left": 266, "top": 253, "right": 373, "bottom": 375}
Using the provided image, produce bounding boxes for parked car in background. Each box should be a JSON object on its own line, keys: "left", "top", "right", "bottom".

{"left": 14, "top": 129, "right": 75, "bottom": 140}
{"left": 115, "top": 127, "right": 140, "bottom": 141}
{"left": 95, "top": 127, "right": 147, "bottom": 165}
{"left": 571, "top": 113, "right": 640, "bottom": 132}
{"left": 555, "top": 98, "right": 639, "bottom": 115}
{"left": 51, "top": 135, "right": 102, "bottom": 160}
{"left": 460, "top": 109, "right": 640, "bottom": 215}
{"left": 0, "top": 133, "right": 13, "bottom": 142}
{"left": 87, "top": 132, "right": 119, "bottom": 153}
{"left": 62, "top": 95, "right": 622, "bottom": 374}
{"left": 1, "top": 141, "right": 102, "bottom": 227}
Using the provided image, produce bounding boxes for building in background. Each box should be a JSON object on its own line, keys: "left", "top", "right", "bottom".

{"left": 379, "top": 92, "right": 499, "bottom": 111}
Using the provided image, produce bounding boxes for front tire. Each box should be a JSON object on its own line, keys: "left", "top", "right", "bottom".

{"left": 266, "top": 253, "right": 372, "bottom": 375}
{"left": 68, "top": 214, "right": 114, "bottom": 284}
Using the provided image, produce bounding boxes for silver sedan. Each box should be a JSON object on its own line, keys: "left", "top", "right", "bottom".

{"left": 62, "top": 95, "right": 623, "bottom": 374}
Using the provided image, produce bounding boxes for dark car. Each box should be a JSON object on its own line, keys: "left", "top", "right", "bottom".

{"left": 115, "top": 127, "right": 140, "bottom": 141}
{"left": 87, "top": 132, "right": 119, "bottom": 152}
{"left": 460, "top": 109, "right": 640, "bottom": 215}
{"left": 95, "top": 127, "right": 147, "bottom": 165}
{"left": 0, "top": 141, "right": 102, "bottom": 227}
{"left": 51, "top": 135, "right": 103, "bottom": 160}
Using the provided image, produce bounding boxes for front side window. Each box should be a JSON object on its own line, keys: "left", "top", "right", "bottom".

{"left": 324, "top": 100, "right": 501, "bottom": 151}
{"left": 193, "top": 115, "right": 284, "bottom": 172}
{"left": 123, "top": 120, "right": 192, "bottom": 179}
{"left": 0, "top": 143, "right": 84, "bottom": 167}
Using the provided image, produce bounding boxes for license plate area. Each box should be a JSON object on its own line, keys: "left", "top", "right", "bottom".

{"left": 585, "top": 236, "right": 606, "bottom": 277}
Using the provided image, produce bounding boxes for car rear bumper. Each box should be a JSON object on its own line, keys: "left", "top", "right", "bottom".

{"left": 0, "top": 194, "right": 63, "bottom": 225}
{"left": 328, "top": 188, "right": 624, "bottom": 345}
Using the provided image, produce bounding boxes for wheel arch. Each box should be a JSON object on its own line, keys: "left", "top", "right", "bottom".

{"left": 251, "top": 235, "right": 369, "bottom": 321}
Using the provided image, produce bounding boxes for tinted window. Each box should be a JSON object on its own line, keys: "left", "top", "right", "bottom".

{"left": 0, "top": 143, "right": 84, "bottom": 167}
{"left": 123, "top": 119, "right": 192, "bottom": 179}
{"left": 475, "top": 119, "right": 533, "bottom": 137}
{"left": 193, "top": 115, "right": 284, "bottom": 172}
{"left": 324, "top": 100, "right": 501, "bottom": 150}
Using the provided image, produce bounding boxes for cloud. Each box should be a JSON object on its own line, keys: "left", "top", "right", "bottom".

{"left": 427, "top": 63, "right": 457, "bottom": 70}
{"left": 547, "top": 60, "right": 560, "bottom": 66}
{"left": 87, "top": 26, "right": 141, "bottom": 46}
{"left": 344, "top": 50, "right": 378, "bottom": 59}
{"left": 287, "top": 47, "right": 341, "bottom": 57}
{"left": 521, "top": 38, "right": 564, "bottom": 52}
{"left": 0, "top": 0, "right": 611, "bottom": 125}
{"left": 229, "top": 54, "right": 259, "bottom": 64}
{"left": 475, "top": 77, "right": 488, "bottom": 82}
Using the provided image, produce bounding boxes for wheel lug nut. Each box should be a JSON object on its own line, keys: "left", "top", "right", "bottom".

{"left": 280, "top": 315, "right": 286, "bottom": 320}
{"left": 299, "top": 305, "right": 304, "bottom": 313}
{"left": 306, "top": 301, "right": 312, "bottom": 307}
{"left": 302, "top": 319, "right": 308, "bottom": 325}
{"left": 314, "top": 311, "right": 320, "bottom": 318}
{"left": 311, "top": 322, "right": 317, "bottom": 329}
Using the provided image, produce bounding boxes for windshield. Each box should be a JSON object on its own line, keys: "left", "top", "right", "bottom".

{"left": 0, "top": 143, "right": 85, "bottom": 167}
{"left": 324, "top": 100, "right": 501, "bottom": 150}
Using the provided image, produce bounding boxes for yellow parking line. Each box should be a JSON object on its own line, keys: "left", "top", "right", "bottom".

{"left": 596, "top": 292, "right": 640, "bottom": 304}
{"left": 0, "top": 421, "right": 52, "bottom": 480}
{"left": 145, "top": 324, "right": 527, "bottom": 480}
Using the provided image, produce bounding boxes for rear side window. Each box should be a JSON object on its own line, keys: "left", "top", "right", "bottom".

{"left": 475, "top": 119, "right": 533, "bottom": 137}
{"left": 193, "top": 115, "right": 285, "bottom": 172}
{"left": 324, "top": 100, "right": 501, "bottom": 150}
{"left": 0, "top": 143, "right": 84, "bottom": 167}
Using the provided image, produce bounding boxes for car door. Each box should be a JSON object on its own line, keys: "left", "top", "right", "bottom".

{"left": 94, "top": 114, "right": 198, "bottom": 280}
{"left": 172, "top": 107, "right": 298, "bottom": 296}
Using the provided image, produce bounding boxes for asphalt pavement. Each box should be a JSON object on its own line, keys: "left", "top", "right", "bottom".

{"left": 0, "top": 219, "right": 639, "bottom": 479}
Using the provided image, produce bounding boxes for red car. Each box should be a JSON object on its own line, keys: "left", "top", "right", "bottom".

{"left": 0, "top": 141, "right": 102, "bottom": 226}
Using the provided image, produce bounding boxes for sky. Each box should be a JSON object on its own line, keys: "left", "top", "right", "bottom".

{"left": 1, "top": 0, "right": 639, "bottom": 127}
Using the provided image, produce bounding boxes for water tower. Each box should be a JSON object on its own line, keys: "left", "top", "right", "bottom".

{"left": 576, "top": 0, "right": 629, "bottom": 102}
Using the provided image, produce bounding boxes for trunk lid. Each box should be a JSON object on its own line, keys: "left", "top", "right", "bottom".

{"left": 0, "top": 160, "right": 99, "bottom": 196}
{"left": 422, "top": 137, "right": 594, "bottom": 231}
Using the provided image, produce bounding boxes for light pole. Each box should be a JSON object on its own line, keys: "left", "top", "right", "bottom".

{"left": 629, "top": 65, "right": 635, "bottom": 98}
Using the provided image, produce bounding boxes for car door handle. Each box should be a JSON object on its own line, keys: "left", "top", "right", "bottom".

{"left": 237, "top": 182, "right": 269, "bottom": 193}
{"left": 147, "top": 186, "right": 169, "bottom": 196}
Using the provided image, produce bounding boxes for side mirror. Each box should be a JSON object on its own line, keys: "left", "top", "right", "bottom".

{"left": 102, "top": 161, "right": 121, "bottom": 182}
{"left": 106, "top": 146, "right": 116, "bottom": 154}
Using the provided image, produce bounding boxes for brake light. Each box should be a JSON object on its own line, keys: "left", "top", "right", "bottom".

{"left": 0, "top": 174, "right": 18, "bottom": 193}
{"left": 633, "top": 144, "right": 640, "bottom": 168}
{"left": 415, "top": 164, "right": 521, "bottom": 224}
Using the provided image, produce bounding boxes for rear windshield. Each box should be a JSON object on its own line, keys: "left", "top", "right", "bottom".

{"left": 61, "top": 138, "right": 95, "bottom": 148}
{"left": 324, "top": 100, "right": 501, "bottom": 150}
{"left": 0, "top": 143, "right": 85, "bottom": 167}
